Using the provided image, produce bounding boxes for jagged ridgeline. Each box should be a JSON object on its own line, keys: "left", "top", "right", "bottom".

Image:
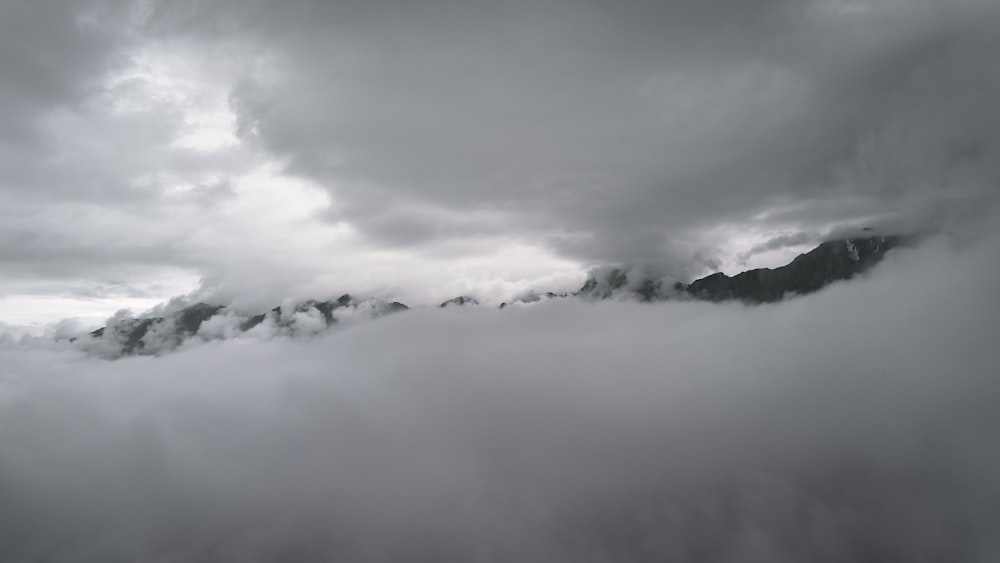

{"left": 88, "top": 302, "right": 225, "bottom": 356}
{"left": 680, "top": 236, "right": 899, "bottom": 303}
{"left": 79, "top": 236, "right": 899, "bottom": 358}
{"left": 80, "top": 295, "right": 408, "bottom": 358}
{"left": 546, "top": 235, "right": 900, "bottom": 304}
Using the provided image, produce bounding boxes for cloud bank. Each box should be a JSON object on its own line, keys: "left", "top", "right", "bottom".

{"left": 188, "top": 0, "right": 1000, "bottom": 263}
{"left": 3, "top": 0, "right": 1000, "bottom": 322}
{"left": 1, "top": 232, "right": 998, "bottom": 561}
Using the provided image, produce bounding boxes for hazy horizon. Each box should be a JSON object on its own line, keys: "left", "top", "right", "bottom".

{"left": 2, "top": 1, "right": 999, "bottom": 560}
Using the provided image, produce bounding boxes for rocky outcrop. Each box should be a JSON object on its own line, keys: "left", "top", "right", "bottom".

{"left": 86, "top": 295, "right": 409, "bottom": 358}
{"left": 440, "top": 296, "right": 479, "bottom": 308}
{"left": 680, "top": 236, "right": 900, "bottom": 303}
{"left": 80, "top": 235, "right": 903, "bottom": 358}
{"left": 572, "top": 236, "right": 901, "bottom": 305}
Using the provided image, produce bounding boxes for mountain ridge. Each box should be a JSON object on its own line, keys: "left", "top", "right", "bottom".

{"left": 78, "top": 235, "right": 901, "bottom": 358}
{"left": 680, "top": 236, "right": 900, "bottom": 303}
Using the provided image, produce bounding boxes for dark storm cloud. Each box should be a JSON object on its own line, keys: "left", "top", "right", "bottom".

{"left": 1, "top": 233, "right": 998, "bottom": 561}
{"left": 141, "top": 0, "right": 1000, "bottom": 266}
{"left": 4, "top": 0, "right": 1000, "bottom": 316}
{"left": 0, "top": 0, "right": 129, "bottom": 145}
{"left": 0, "top": 1, "right": 250, "bottom": 290}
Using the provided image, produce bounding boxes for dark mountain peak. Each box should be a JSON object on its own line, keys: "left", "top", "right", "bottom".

{"left": 683, "top": 235, "right": 901, "bottom": 303}
{"left": 572, "top": 235, "right": 901, "bottom": 305}
{"left": 88, "top": 302, "right": 222, "bottom": 355}
{"left": 175, "top": 303, "right": 224, "bottom": 334}
{"left": 85, "top": 294, "right": 409, "bottom": 358}
{"left": 440, "top": 296, "right": 479, "bottom": 308}
{"left": 77, "top": 235, "right": 904, "bottom": 359}
{"left": 374, "top": 301, "right": 410, "bottom": 315}
{"left": 576, "top": 266, "right": 673, "bottom": 302}
{"left": 307, "top": 300, "right": 338, "bottom": 326}
{"left": 576, "top": 267, "right": 630, "bottom": 300}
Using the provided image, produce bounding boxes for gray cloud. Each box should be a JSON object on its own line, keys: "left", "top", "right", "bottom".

{"left": 0, "top": 1, "right": 252, "bottom": 299}
{"left": 0, "top": 1, "right": 129, "bottom": 144}
{"left": 3, "top": 3, "right": 999, "bottom": 555}
{"left": 173, "top": 0, "right": 1000, "bottom": 265}
{"left": 1, "top": 233, "right": 998, "bottom": 560}
{"left": 3, "top": 0, "right": 1000, "bottom": 321}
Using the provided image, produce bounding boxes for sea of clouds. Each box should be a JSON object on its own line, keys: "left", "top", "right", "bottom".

{"left": 1, "top": 230, "right": 998, "bottom": 562}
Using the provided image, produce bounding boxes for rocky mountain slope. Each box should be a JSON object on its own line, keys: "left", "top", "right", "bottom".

{"left": 78, "top": 235, "right": 900, "bottom": 358}
{"left": 680, "top": 236, "right": 900, "bottom": 303}
{"left": 78, "top": 295, "right": 408, "bottom": 358}
{"left": 575, "top": 235, "right": 900, "bottom": 303}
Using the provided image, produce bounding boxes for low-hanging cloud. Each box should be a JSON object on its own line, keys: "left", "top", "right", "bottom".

{"left": 1, "top": 231, "right": 998, "bottom": 562}
{"left": 4, "top": 0, "right": 1000, "bottom": 316}
{"left": 210, "top": 0, "right": 1000, "bottom": 266}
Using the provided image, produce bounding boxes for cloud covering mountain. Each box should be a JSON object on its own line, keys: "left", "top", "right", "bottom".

{"left": 1, "top": 2, "right": 999, "bottom": 559}
{"left": 1, "top": 228, "right": 998, "bottom": 561}
{"left": 44, "top": 234, "right": 899, "bottom": 359}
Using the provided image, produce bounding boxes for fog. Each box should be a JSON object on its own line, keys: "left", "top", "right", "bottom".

{"left": 1, "top": 233, "right": 998, "bottom": 562}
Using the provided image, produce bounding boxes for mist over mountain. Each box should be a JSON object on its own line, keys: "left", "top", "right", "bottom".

{"left": 69, "top": 235, "right": 901, "bottom": 359}
{"left": 2, "top": 0, "right": 999, "bottom": 560}
{"left": 1, "top": 229, "right": 998, "bottom": 562}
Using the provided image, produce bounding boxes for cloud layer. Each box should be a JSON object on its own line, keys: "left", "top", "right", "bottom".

{"left": 3, "top": 0, "right": 999, "bottom": 323}
{"left": 194, "top": 0, "right": 1000, "bottom": 261}
{"left": 1, "top": 232, "right": 998, "bottom": 561}
{"left": 2, "top": 3, "right": 998, "bottom": 556}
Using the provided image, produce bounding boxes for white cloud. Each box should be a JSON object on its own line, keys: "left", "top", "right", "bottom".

{"left": 0, "top": 232, "right": 998, "bottom": 560}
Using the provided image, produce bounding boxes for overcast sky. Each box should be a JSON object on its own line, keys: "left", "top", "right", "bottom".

{"left": 2, "top": 0, "right": 999, "bottom": 325}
